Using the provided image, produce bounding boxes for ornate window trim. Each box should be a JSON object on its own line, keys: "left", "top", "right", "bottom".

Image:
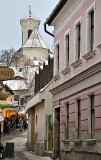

{"left": 83, "top": 50, "right": 95, "bottom": 62}
{"left": 71, "top": 59, "right": 82, "bottom": 69}
{"left": 61, "top": 66, "right": 70, "bottom": 75}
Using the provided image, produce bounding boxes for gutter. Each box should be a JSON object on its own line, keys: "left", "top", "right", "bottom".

{"left": 44, "top": 22, "right": 54, "bottom": 37}
{"left": 44, "top": 0, "right": 68, "bottom": 37}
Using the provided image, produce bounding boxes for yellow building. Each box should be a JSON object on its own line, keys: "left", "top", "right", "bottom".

{"left": 0, "top": 85, "right": 17, "bottom": 132}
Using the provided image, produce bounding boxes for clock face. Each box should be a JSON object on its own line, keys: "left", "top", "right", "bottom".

{"left": 28, "top": 21, "right": 33, "bottom": 26}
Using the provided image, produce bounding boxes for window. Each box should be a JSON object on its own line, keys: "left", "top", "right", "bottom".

{"left": 75, "top": 22, "right": 81, "bottom": 61}
{"left": 55, "top": 43, "right": 59, "bottom": 75}
{"left": 88, "top": 94, "right": 95, "bottom": 139}
{"left": 22, "top": 31, "right": 23, "bottom": 45}
{"left": 76, "top": 99, "right": 81, "bottom": 139}
{"left": 90, "top": 10, "right": 94, "bottom": 51}
{"left": 14, "top": 95, "right": 19, "bottom": 101}
{"left": 14, "top": 95, "right": 19, "bottom": 105}
{"left": 65, "top": 31, "right": 70, "bottom": 68}
{"left": 90, "top": 95, "right": 95, "bottom": 138}
{"left": 65, "top": 103, "right": 69, "bottom": 139}
{"left": 28, "top": 29, "right": 32, "bottom": 38}
{"left": 21, "top": 98, "right": 24, "bottom": 105}
{"left": 86, "top": 2, "right": 95, "bottom": 53}
{"left": 19, "top": 68, "right": 22, "bottom": 72}
{"left": 36, "top": 115, "right": 38, "bottom": 125}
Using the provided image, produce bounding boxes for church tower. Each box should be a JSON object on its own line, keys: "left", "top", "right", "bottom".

{"left": 20, "top": 6, "right": 40, "bottom": 46}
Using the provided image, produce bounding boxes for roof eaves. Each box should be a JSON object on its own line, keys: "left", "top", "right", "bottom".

{"left": 46, "top": 0, "right": 68, "bottom": 25}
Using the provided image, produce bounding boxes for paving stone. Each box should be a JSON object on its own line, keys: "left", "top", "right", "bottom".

{"left": 0, "top": 128, "right": 52, "bottom": 160}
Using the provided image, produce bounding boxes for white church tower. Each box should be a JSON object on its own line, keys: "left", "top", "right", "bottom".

{"left": 20, "top": 6, "right": 49, "bottom": 61}
{"left": 20, "top": 6, "right": 40, "bottom": 46}
{"left": 10, "top": 6, "right": 51, "bottom": 67}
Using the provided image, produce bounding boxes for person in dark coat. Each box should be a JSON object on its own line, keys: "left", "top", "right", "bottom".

{"left": 19, "top": 118, "right": 23, "bottom": 132}
{"left": 16, "top": 117, "right": 19, "bottom": 128}
{"left": 23, "top": 118, "right": 27, "bottom": 130}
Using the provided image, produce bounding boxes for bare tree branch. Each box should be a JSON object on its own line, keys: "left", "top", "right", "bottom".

{"left": 0, "top": 48, "right": 15, "bottom": 66}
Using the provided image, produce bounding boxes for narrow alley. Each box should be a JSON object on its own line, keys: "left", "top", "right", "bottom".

{"left": 1, "top": 129, "right": 52, "bottom": 160}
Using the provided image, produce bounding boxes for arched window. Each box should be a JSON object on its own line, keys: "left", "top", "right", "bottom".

{"left": 22, "top": 31, "right": 23, "bottom": 44}
{"left": 28, "top": 30, "right": 32, "bottom": 38}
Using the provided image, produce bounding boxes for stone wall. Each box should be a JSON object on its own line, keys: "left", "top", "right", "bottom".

{"left": 58, "top": 86, "right": 101, "bottom": 159}
{"left": 60, "top": 151, "right": 101, "bottom": 160}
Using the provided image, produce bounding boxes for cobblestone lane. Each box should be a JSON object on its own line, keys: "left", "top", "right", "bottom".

{"left": 1, "top": 129, "right": 52, "bottom": 160}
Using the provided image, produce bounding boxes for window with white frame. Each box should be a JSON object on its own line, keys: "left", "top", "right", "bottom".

{"left": 55, "top": 43, "right": 59, "bottom": 75}
{"left": 75, "top": 99, "right": 81, "bottom": 139}
{"left": 64, "top": 30, "right": 70, "bottom": 68}
{"left": 65, "top": 103, "right": 69, "bottom": 139}
{"left": 86, "top": 2, "right": 95, "bottom": 53}
{"left": 75, "top": 20, "right": 81, "bottom": 61}
{"left": 88, "top": 94, "right": 95, "bottom": 139}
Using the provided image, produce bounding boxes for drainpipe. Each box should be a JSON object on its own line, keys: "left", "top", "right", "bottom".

{"left": 44, "top": 22, "right": 54, "bottom": 37}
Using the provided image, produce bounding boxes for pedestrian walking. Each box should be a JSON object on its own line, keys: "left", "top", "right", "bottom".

{"left": 19, "top": 118, "right": 23, "bottom": 132}
{"left": 10, "top": 119, "right": 13, "bottom": 131}
{"left": 16, "top": 117, "right": 19, "bottom": 128}
{"left": 23, "top": 118, "right": 27, "bottom": 130}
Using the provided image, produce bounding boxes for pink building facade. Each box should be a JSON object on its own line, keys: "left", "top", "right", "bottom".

{"left": 45, "top": 0, "right": 101, "bottom": 159}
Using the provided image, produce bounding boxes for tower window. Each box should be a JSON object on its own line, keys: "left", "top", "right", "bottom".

{"left": 22, "top": 31, "right": 23, "bottom": 45}
{"left": 28, "top": 30, "right": 32, "bottom": 38}
{"left": 19, "top": 68, "right": 22, "bottom": 72}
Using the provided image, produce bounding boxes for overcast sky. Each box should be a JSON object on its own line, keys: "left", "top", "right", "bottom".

{"left": 0, "top": 0, "right": 59, "bottom": 52}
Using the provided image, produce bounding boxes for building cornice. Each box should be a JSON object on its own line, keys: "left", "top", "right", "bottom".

{"left": 50, "top": 62, "right": 101, "bottom": 95}
{"left": 45, "top": 0, "right": 68, "bottom": 25}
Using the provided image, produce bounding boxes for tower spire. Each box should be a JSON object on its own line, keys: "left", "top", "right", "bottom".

{"left": 29, "top": 5, "right": 31, "bottom": 17}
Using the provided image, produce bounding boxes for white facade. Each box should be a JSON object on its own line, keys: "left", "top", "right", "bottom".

{"left": 25, "top": 81, "right": 53, "bottom": 156}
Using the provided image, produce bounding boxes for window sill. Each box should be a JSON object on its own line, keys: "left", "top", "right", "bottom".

{"left": 62, "top": 140, "right": 70, "bottom": 144}
{"left": 83, "top": 50, "right": 95, "bottom": 62}
{"left": 71, "top": 59, "right": 82, "bottom": 69}
{"left": 61, "top": 66, "right": 70, "bottom": 75}
{"left": 53, "top": 74, "right": 60, "bottom": 81}
{"left": 97, "top": 44, "right": 101, "bottom": 51}
{"left": 85, "top": 139, "right": 96, "bottom": 145}
{"left": 73, "top": 139, "right": 82, "bottom": 145}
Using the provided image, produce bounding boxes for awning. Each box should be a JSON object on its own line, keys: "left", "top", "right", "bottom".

{"left": 0, "top": 103, "right": 10, "bottom": 108}
{"left": 0, "top": 101, "right": 18, "bottom": 109}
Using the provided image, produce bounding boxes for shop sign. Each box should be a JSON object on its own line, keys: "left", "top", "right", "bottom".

{"left": 0, "top": 67, "right": 14, "bottom": 80}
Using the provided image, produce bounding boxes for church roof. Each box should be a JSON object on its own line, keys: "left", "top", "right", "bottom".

{"left": 21, "top": 14, "right": 40, "bottom": 21}
{"left": 23, "top": 28, "right": 49, "bottom": 49}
